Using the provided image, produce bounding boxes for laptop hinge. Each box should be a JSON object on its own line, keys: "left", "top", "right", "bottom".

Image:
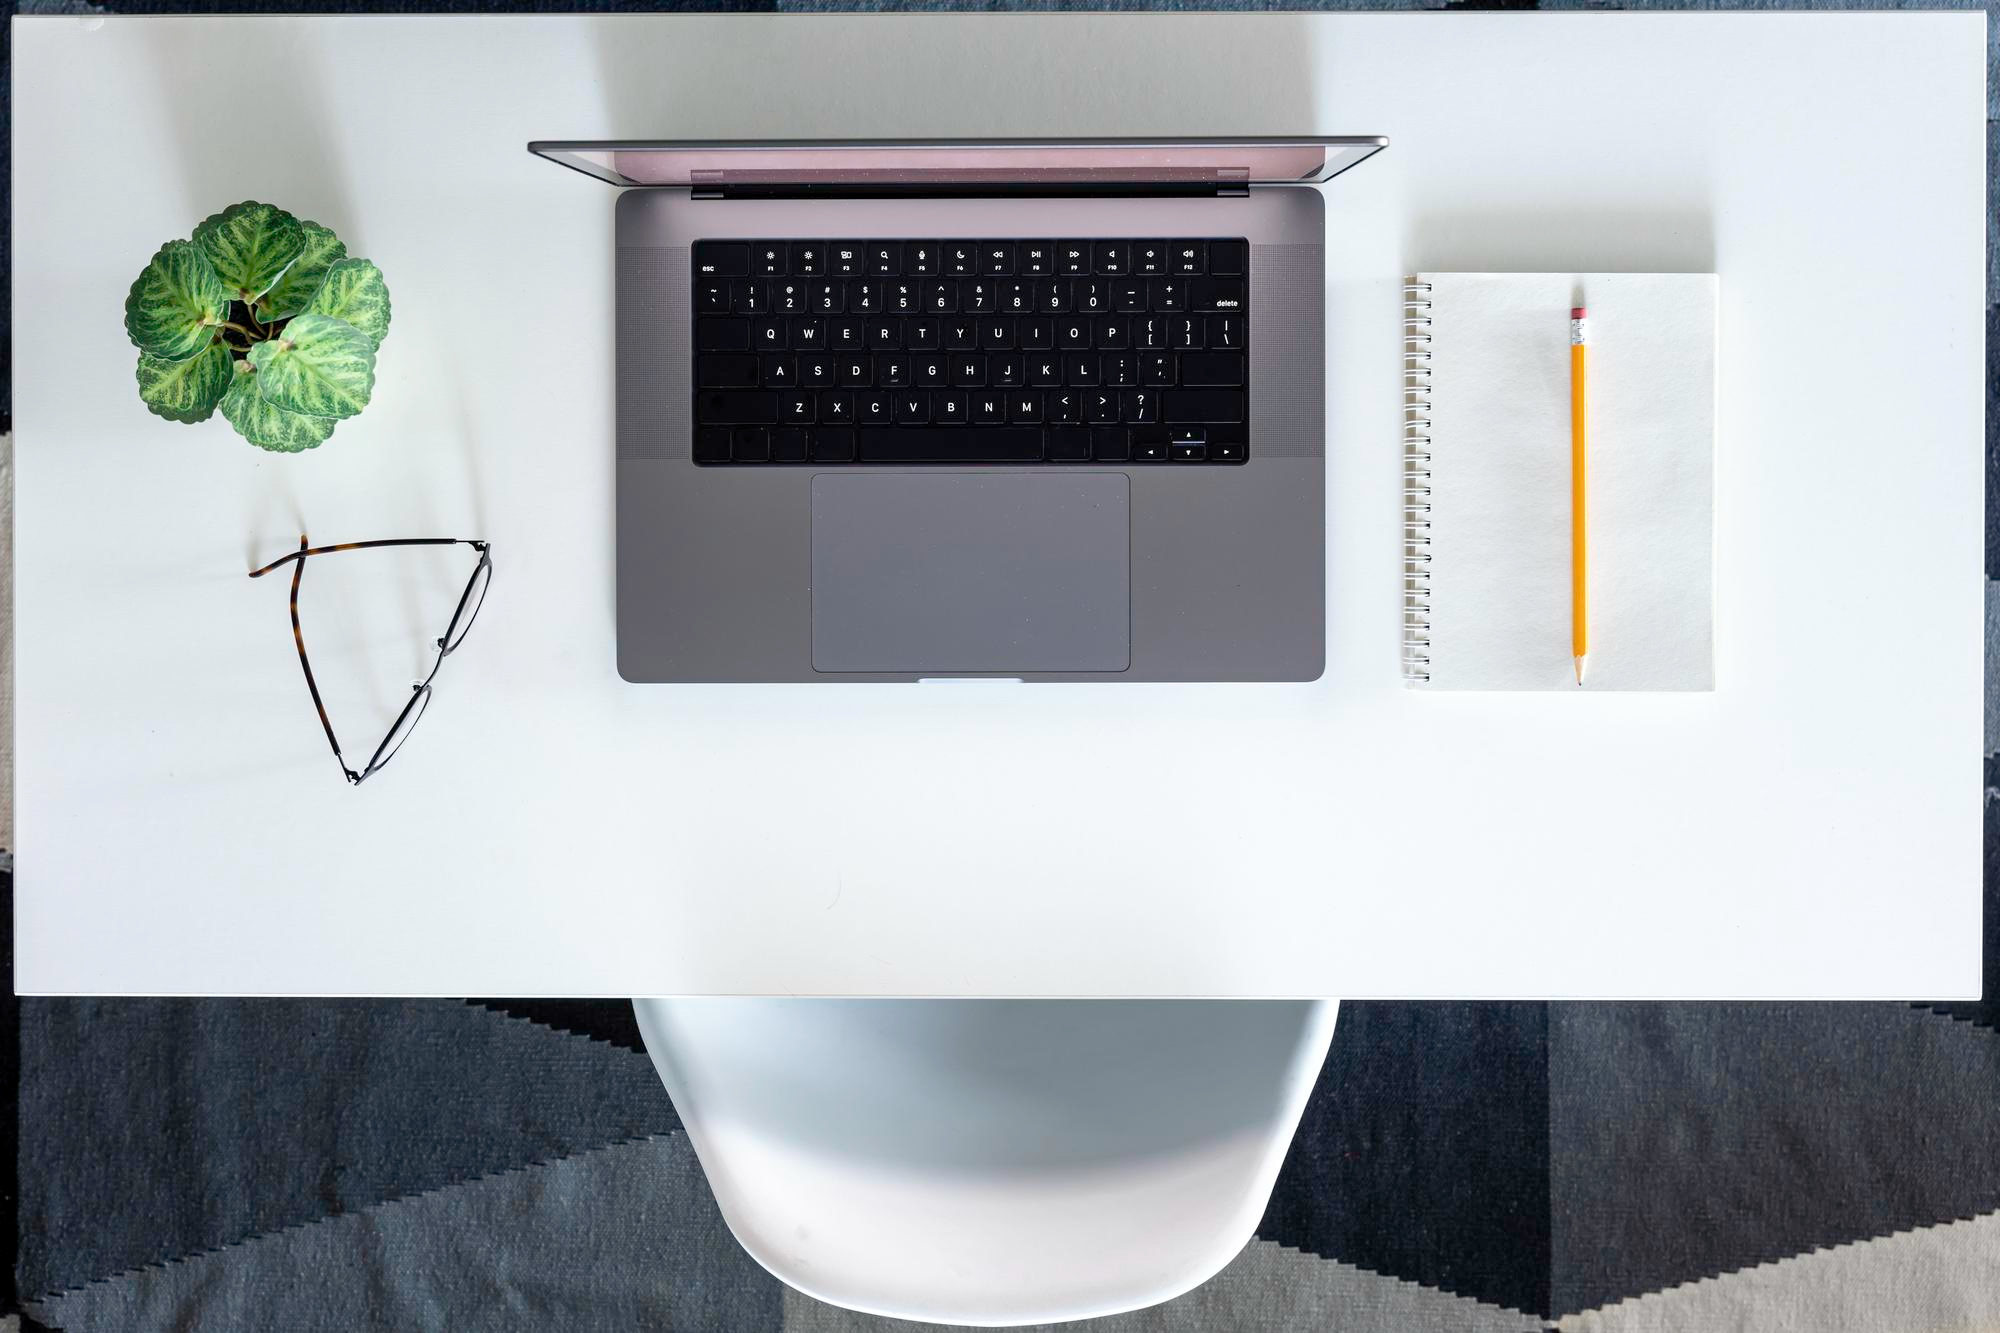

{"left": 688, "top": 180, "right": 1252, "bottom": 201}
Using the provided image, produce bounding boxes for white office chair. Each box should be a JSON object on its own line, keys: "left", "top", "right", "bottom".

{"left": 631, "top": 998, "right": 1337, "bottom": 1326}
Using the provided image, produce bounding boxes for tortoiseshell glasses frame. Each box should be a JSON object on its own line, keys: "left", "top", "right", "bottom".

{"left": 249, "top": 536, "right": 492, "bottom": 786}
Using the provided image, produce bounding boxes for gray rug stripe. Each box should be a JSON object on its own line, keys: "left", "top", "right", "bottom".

{"left": 17, "top": 997, "right": 678, "bottom": 1300}
{"left": 1549, "top": 1003, "right": 2000, "bottom": 1316}
{"left": 1555, "top": 1209, "right": 2000, "bottom": 1333}
{"left": 29, "top": 1133, "right": 782, "bottom": 1333}
{"left": 781, "top": 1240, "right": 1545, "bottom": 1333}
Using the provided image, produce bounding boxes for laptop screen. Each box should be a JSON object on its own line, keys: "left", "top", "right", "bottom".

{"left": 527, "top": 139, "right": 1386, "bottom": 189}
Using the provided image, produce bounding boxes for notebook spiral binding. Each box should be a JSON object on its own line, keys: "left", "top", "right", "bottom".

{"left": 1403, "top": 281, "right": 1433, "bottom": 684}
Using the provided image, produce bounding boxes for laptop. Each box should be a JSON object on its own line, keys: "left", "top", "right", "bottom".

{"left": 528, "top": 138, "right": 1387, "bottom": 682}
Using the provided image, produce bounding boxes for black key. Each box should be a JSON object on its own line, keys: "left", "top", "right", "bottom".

{"left": 1009, "top": 390, "right": 1043, "bottom": 424}
{"left": 1065, "top": 353, "right": 1101, "bottom": 386}
{"left": 1132, "top": 430, "right": 1170, "bottom": 462}
{"left": 1170, "top": 441, "right": 1208, "bottom": 462}
{"left": 1150, "top": 278, "right": 1187, "bottom": 313}
{"left": 730, "top": 281, "right": 767, "bottom": 314}
{"left": 773, "top": 281, "right": 809, "bottom": 314}
{"left": 1123, "top": 389, "right": 1158, "bottom": 423}
{"left": 945, "top": 243, "right": 979, "bottom": 276}
{"left": 813, "top": 427, "right": 857, "bottom": 462}
{"left": 772, "top": 426, "right": 810, "bottom": 462}
{"left": 1171, "top": 240, "right": 1205, "bottom": 274}
{"left": 1163, "top": 390, "right": 1244, "bottom": 422}
{"left": 1038, "top": 279, "right": 1072, "bottom": 314}
{"left": 894, "top": 392, "right": 929, "bottom": 424}
{"left": 821, "top": 392, "right": 855, "bottom": 424}
{"left": 962, "top": 281, "right": 993, "bottom": 314}
{"left": 868, "top": 241, "right": 902, "bottom": 275}
{"left": 777, "top": 392, "right": 816, "bottom": 423}
{"left": 1028, "top": 355, "right": 1063, "bottom": 387}
{"left": 1132, "top": 241, "right": 1168, "bottom": 276}
{"left": 789, "top": 318, "right": 825, "bottom": 349}
{"left": 1168, "top": 427, "right": 1206, "bottom": 446}
{"left": 696, "top": 278, "right": 730, "bottom": 313}
{"left": 912, "top": 353, "right": 947, "bottom": 386}
{"left": 1047, "top": 427, "right": 1091, "bottom": 461}
{"left": 981, "top": 320, "right": 1015, "bottom": 351}
{"left": 694, "top": 242, "right": 750, "bottom": 277}
{"left": 1113, "top": 279, "right": 1148, "bottom": 313}
{"left": 1075, "top": 280, "right": 1110, "bottom": 314}
{"left": 1103, "top": 353, "right": 1138, "bottom": 387}
{"left": 849, "top": 283, "right": 880, "bottom": 315}
{"left": 1019, "top": 318, "right": 1054, "bottom": 349}
{"left": 839, "top": 354, "right": 871, "bottom": 386}
{"left": 797, "top": 353, "right": 835, "bottom": 387}
{"left": 1209, "top": 313, "right": 1245, "bottom": 350}
{"left": 905, "top": 320, "right": 941, "bottom": 351}
{"left": 886, "top": 281, "right": 920, "bottom": 313}
{"left": 750, "top": 317, "right": 785, "bottom": 348}
{"left": 952, "top": 355, "right": 986, "bottom": 387}
{"left": 1020, "top": 242, "right": 1056, "bottom": 276}
{"left": 1057, "top": 242, "right": 1092, "bottom": 275}
{"left": 1093, "top": 241, "right": 1126, "bottom": 275}
{"left": 991, "top": 353, "right": 1024, "bottom": 387}
{"left": 905, "top": 243, "right": 939, "bottom": 276}
{"left": 878, "top": 355, "right": 910, "bottom": 388}
{"left": 828, "top": 243, "right": 864, "bottom": 276}
{"left": 1058, "top": 318, "right": 1092, "bottom": 350}
{"left": 1085, "top": 390, "right": 1119, "bottom": 425}
{"left": 828, "top": 317, "right": 866, "bottom": 351}
{"left": 857, "top": 427, "right": 1044, "bottom": 463}
{"left": 790, "top": 243, "right": 824, "bottom": 275}
{"left": 924, "top": 281, "right": 958, "bottom": 313}
{"left": 934, "top": 392, "right": 967, "bottom": 424}
{"left": 1170, "top": 316, "right": 1204, "bottom": 349}
{"left": 859, "top": 392, "right": 894, "bottom": 425}
{"left": 1179, "top": 352, "right": 1246, "bottom": 386}
{"left": 1094, "top": 317, "right": 1130, "bottom": 350}
{"left": 998, "top": 280, "right": 1034, "bottom": 314}
{"left": 1141, "top": 352, "right": 1175, "bottom": 385}
{"left": 1192, "top": 276, "right": 1246, "bottom": 312}
{"left": 700, "top": 390, "right": 776, "bottom": 423}
{"left": 697, "top": 354, "right": 759, "bottom": 388}
{"left": 868, "top": 319, "right": 902, "bottom": 350}
{"left": 811, "top": 281, "right": 843, "bottom": 314}
{"left": 751, "top": 243, "right": 787, "bottom": 276}
{"left": 1207, "top": 426, "right": 1247, "bottom": 462}
{"left": 1135, "top": 316, "right": 1170, "bottom": 350}
{"left": 1208, "top": 239, "right": 1247, "bottom": 276}
{"left": 759, "top": 353, "right": 794, "bottom": 387}
{"left": 1047, "top": 389, "right": 1082, "bottom": 424}
{"left": 982, "top": 242, "right": 1016, "bottom": 275}
{"left": 693, "top": 425, "right": 731, "bottom": 462}
{"left": 732, "top": 426, "right": 771, "bottom": 461}
{"left": 972, "top": 393, "right": 1006, "bottom": 424}
{"left": 944, "top": 320, "right": 979, "bottom": 351}
{"left": 1092, "top": 427, "right": 1131, "bottom": 461}
{"left": 698, "top": 319, "right": 751, "bottom": 352}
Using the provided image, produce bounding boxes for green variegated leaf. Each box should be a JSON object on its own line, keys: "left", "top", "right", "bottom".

{"left": 194, "top": 201, "right": 305, "bottom": 301}
{"left": 255, "top": 220, "right": 346, "bottom": 321}
{"left": 246, "top": 314, "right": 376, "bottom": 419}
{"left": 136, "top": 343, "right": 233, "bottom": 423}
{"left": 301, "top": 258, "right": 390, "bottom": 346}
{"left": 221, "top": 367, "right": 337, "bottom": 453}
{"left": 124, "top": 240, "right": 231, "bottom": 360}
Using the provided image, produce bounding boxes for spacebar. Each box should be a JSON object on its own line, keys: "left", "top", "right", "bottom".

{"left": 857, "top": 427, "right": 1044, "bottom": 463}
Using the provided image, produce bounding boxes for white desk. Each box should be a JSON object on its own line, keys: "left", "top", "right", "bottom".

{"left": 13, "top": 13, "right": 1986, "bottom": 998}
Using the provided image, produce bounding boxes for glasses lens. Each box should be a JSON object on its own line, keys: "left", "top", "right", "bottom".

{"left": 363, "top": 686, "right": 431, "bottom": 780}
{"left": 442, "top": 557, "right": 490, "bottom": 655}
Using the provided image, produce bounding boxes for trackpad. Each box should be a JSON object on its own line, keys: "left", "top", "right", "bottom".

{"left": 812, "top": 473, "right": 1130, "bottom": 673}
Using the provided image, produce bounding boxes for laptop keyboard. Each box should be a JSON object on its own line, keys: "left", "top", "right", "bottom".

{"left": 690, "top": 239, "right": 1248, "bottom": 465}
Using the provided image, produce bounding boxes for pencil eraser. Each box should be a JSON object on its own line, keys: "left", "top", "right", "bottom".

{"left": 1571, "top": 307, "right": 1587, "bottom": 319}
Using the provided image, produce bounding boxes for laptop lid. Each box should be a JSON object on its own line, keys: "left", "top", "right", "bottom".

{"left": 526, "top": 137, "right": 1387, "bottom": 194}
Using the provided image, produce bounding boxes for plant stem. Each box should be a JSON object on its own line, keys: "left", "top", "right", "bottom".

{"left": 215, "top": 321, "right": 262, "bottom": 341}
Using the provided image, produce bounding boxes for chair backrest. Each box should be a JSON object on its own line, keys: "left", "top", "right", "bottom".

{"left": 633, "top": 997, "right": 1338, "bottom": 1326}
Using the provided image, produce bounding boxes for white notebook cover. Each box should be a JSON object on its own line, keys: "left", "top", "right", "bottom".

{"left": 1408, "top": 273, "right": 1717, "bottom": 691}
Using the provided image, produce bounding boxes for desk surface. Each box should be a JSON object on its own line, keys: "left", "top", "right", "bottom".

{"left": 13, "top": 13, "right": 1986, "bottom": 998}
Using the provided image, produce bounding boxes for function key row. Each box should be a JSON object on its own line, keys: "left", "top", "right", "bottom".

{"left": 695, "top": 238, "right": 1247, "bottom": 279}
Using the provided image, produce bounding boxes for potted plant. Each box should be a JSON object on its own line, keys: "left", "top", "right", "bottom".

{"left": 124, "top": 201, "right": 390, "bottom": 452}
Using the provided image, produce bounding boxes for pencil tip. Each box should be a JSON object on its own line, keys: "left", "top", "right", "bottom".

{"left": 1574, "top": 656, "right": 1587, "bottom": 686}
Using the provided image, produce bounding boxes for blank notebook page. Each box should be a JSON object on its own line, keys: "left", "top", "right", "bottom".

{"left": 1415, "top": 272, "right": 1717, "bottom": 691}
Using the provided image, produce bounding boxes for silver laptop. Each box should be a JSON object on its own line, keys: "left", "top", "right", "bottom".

{"left": 529, "top": 138, "right": 1387, "bottom": 682}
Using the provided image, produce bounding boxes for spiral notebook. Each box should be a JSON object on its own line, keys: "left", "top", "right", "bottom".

{"left": 1404, "top": 272, "right": 1717, "bottom": 691}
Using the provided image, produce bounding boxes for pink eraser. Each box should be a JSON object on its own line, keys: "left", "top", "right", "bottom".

{"left": 1571, "top": 307, "right": 1587, "bottom": 319}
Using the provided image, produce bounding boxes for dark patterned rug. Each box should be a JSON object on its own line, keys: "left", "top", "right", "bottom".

{"left": 8, "top": 1, "right": 1999, "bottom": 1329}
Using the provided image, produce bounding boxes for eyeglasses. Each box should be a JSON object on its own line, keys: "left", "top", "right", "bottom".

{"left": 250, "top": 536, "right": 492, "bottom": 785}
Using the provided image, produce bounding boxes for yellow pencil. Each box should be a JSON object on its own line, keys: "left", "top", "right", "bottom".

{"left": 1570, "top": 306, "right": 1589, "bottom": 685}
